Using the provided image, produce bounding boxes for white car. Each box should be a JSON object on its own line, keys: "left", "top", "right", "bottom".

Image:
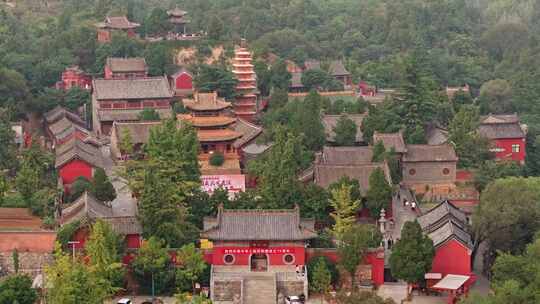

{"left": 285, "top": 296, "right": 303, "bottom": 304}
{"left": 117, "top": 299, "right": 132, "bottom": 304}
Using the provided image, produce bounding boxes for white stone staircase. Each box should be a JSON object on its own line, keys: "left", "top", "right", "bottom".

{"left": 243, "top": 273, "right": 277, "bottom": 304}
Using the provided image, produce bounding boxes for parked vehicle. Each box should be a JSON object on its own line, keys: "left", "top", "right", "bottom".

{"left": 285, "top": 295, "right": 304, "bottom": 304}
{"left": 117, "top": 299, "right": 132, "bottom": 304}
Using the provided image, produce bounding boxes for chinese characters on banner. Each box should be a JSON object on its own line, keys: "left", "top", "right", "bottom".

{"left": 222, "top": 248, "right": 295, "bottom": 255}
{"left": 201, "top": 174, "right": 246, "bottom": 197}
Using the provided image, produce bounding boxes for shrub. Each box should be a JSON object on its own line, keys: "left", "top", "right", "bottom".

{"left": 307, "top": 256, "right": 339, "bottom": 288}
{"left": 209, "top": 152, "right": 225, "bottom": 166}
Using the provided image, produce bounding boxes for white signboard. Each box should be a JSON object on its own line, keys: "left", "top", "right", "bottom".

{"left": 201, "top": 174, "right": 246, "bottom": 196}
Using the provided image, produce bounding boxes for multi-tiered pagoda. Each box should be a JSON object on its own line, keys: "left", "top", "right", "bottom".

{"left": 232, "top": 40, "right": 258, "bottom": 122}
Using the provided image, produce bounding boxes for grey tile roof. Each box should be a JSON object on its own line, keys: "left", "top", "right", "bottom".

{"left": 417, "top": 200, "right": 468, "bottom": 232}
{"left": 426, "top": 125, "right": 449, "bottom": 145}
{"left": 44, "top": 106, "right": 85, "bottom": 125}
{"left": 55, "top": 137, "right": 104, "bottom": 169}
{"left": 322, "top": 114, "right": 365, "bottom": 143}
{"left": 93, "top": 77, "right": 173, "bottom": 100}
{"left": 102, "top": 216, "right": 142, "bottom": 235}
{"left": 60, "top": 192, "right": 113, "bottom": 225}
{"left": 106, "top": 57, "right": 147, "bottom": 73}
{"left": 328, "top": 60, "right": 350, "bottom": 76}
{"left": 232, "top": 118, "right": 263, "bottom": 148}
{"left": 373, "top": 131, "right": 407, "bottom": 153}
{"left": 201, "top": 206, "right": 317, "bottom": 241}
{"left": 480, "top": 114, "right": 519, "bottom": 124}
{"left": 97, "top": 107, "right": 172, "bottom": 122}
{"left": 60, "top": 193, "right": 142, "bottom": 235}
{"left": 112, "top": 121, "right": 161, "bottom": 144}
{"left": 478, "top": 123, "right": 525, "bottom": 139}
{"left": 314, "top": 163, "right": 392, "bottom": 193}
{"left": 97, "top": 16, "right": 140, "bottom": 29}
{"left": 403, "top": 144, "right": 458, "bottom": 162}
{"left": 242, "top": 142, "right": 272, "bottom": 155}
{"left": 320, "top": 146, "right": 374, "bottom": 165}
{"left": 426, "top": 220, "right": 472, "bottom": 249}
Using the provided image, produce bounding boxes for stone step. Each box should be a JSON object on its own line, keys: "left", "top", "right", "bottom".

{"left": 243, "top": 275, "right": 276, "bottom": 304}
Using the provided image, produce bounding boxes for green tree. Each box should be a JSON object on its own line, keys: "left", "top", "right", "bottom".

{"left": 12, "top": 249, "right": 19, "bottom": 274}
{"left": 249, "top": 126, "right": 305, "bottom": 209}
{"left": 68, "top": 176, "right": 92, "bottom": 202}
{"left": 207, "top": 15, "right": 226, "bottom": 41}
{"left": 365, "top": 168, "right": 392, "bottom": 217}
{"left": 0, "top": 274, "right": 38, "bottom": 304}
{"left": 138, "top": 168, "right": 196, "bottom": 247}
{"left": 64, "top": 87, "right": 90, "bottom": 112}
{"left": 254, "top": 60, "right": 272, "bottom": 96}
{"left": 372, "top": 140, "right": 386, "bottom": 162}
{"left": 294, "top": 91, "right": 326, "bottom": 151}
{"left": 333, "top": 115, "right": 357, "bottom": 146}
{"left": 330, "top": 184, "right": 360, "bottom": 239}
{"left": 448, "top": 105, "right": 491, "bottom": 168}
{"left": 474, "top": 160, "right": 522, "bottom": 192}
{"left": 335, "top": 290, "right": 396, "bottom": 304}
{"left": 328, "top": 176, "right": 362, "bottom": 202}
{"left": 472, "top": 177, "right": 540, "bottom": 273}
{"left": 0, "top": 67, "right": 29, "bottom": 111}
{"left": 302, "top": 69, "right": 341, "bottom": 91}
{"left": 478, "top": 79, "right": 513, "bottom": 114}
{"left": 138, "top": 108, "right": 161, "bottom": 121}
{"left": 86, "top": 220, "right": 124, "bottom": 291}
{"left": 144, "top": 8, "right": 172, "bottom": 36}
{"left": 175, "top": 243, "right": 207, "bottom": 292}
{"left": 338, "top": 224, "right": 382, "bottom": 290}
{"left": 132, "top": 237, "right": 175, "bottom": 296}
{"left": 45, "top": 243, "right": 109, "bottom": 304}
{"left": 145, "top": 43, "right": 173, "bottom": 76}
{"left": 270, "top": 59, "right": 292, "bottom": 90}
{"left": 311, "top": 258, "right": 332, "bottom": 303}
{"left": 194, "top": 64, "right": 238, "bottom": 100}
{"left": 0, "top": 109, "right": 17, "bottom": 170}
{"left": 91, "top": 168, "right": 116, "bottom": 202}
{"left": 389, "top": 221, "right": 435, "bottom": 292}
{"left": 119, "top": 127, "right": 134, "bottom": 157}
{"left": 15, "top": 162, "right": 40, "bottom": 202}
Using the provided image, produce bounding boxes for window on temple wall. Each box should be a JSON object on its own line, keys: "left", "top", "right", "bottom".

{"left": 409, "top": 168, "right": 416, "bottom": 176}
{"left": 223, "top": 254, "right": 235, "bottom": 265}
{"left": 283, "top": 254, "right": 295, "bottom": 265}
{"left": 512, "top": 144, "right": 520, "bottom": 153}
{"left": 442, "top": 168, "right": 450, "bottom": 175}
{"left": 226, "top": 144, "right": 232, "bottom": 152}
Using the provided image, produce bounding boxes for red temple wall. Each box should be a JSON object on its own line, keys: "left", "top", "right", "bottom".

{"left": 209, "top": 245, "right": 306, "bottom": 266}
{"left": 305, "top": 248, "right": 384, "bottom": 287}
{"left": 59, "top": 159, "right": 93, "bottom": 185}
{"left": 126, "top": 234, "right": 141, "bottom": 249}
{"left": 104, "top": 66, "right": 113, "bottom": 79}
{"left": 431, "top": 239, "right": 471, "bottom": 276}
{"left": 175, "top": 73, "right": 193, "bottom": 90}
{"left": 97, "top": 29, "right": 111, "bottom": 43}
{"left": 492, "top": 138, "right": 526, "bottom": 162}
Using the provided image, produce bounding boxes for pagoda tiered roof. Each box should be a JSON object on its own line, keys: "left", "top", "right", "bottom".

{"left": 177, "top": 114, "right": 236, "bottom": 128}
{"left": 197, "top": 129, "right": 243, "bottom": 142}
{"left": 182, "top": 92, "right": 231, "bottom": 111}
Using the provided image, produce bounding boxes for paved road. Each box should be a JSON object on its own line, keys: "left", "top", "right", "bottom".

{"left": 390, "top": 187, "right": 420, "bottom": 241}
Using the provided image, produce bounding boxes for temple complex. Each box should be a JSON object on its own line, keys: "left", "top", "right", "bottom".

{"left": 104, "top": 57, "right": 148, "bottom": 79}
{"left": 167, "top": 8, "right": 189, "bottom": 34}
{"left": 202, "top": 205, "right": 317, "bottom": 304}
{"left": 92, "top": 76, "right": 173, "bottom": 136}
{"left": 55, "top": 66, "right": 92, "bottom": 91}
{"left": 232, "top": 40, "right": 258, "bottom": 122}
{"left": 180, "top": 92, "right": 242, "bottom": 159}
{"left": 96, "top": 16, "right": 140, "bottom": 43}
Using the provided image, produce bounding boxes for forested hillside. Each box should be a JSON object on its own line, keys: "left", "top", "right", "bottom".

{"left": 3, "top": 0, "right": 540, "bottom": 172}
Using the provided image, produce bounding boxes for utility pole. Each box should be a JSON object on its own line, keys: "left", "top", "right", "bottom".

{"left": 67, "top": 241, "right": 80, "bottom": 262}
